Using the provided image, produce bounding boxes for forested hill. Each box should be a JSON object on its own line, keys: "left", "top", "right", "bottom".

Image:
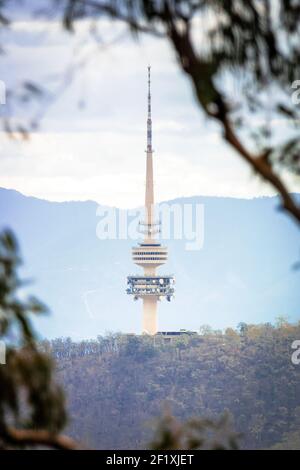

{"left": 42, "top": 322, "right": 300, "bottom": 450}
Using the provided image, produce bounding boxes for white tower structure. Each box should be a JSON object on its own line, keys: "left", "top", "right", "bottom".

{"left": 127, "top": 67, "right": 175, "bottom": 335}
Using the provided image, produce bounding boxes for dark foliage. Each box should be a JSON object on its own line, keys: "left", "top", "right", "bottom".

{"left": 0, "top": 229, "right": 74, "bottom": 449}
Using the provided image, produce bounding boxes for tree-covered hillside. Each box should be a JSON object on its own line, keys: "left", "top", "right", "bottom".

{"left": 41, "top": 322, "right": 300, "bottom": 449}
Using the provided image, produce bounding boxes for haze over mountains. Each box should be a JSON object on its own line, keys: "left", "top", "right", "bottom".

{"left": 0, "top": 187, "right": 299, "bottom": 339}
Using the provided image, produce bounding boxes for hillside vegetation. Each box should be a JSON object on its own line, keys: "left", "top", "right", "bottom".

{"left": 41, "top": 322, "right": 300, "bottom": 449}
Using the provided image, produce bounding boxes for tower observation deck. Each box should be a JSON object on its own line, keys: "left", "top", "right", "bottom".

{"left": 126, "top": 67, "right": 175, "bottom": 335}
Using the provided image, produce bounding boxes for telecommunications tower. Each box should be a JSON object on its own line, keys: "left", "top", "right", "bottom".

{"left": 126, "top": 67, "right": 175, "bottom": 335}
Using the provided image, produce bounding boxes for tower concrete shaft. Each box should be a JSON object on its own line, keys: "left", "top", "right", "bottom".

{"left": 145, "top": 150, "right": 154, "bottom": 241}
{"left": 143, "top": 66, "right": 157, "bottom": 330}
{"left": 143, "top": 296, "right": 158, "bottom": 335}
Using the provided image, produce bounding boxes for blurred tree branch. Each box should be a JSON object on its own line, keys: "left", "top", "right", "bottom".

{"left": 1, "top": 426, "right": 79, "bottom": 450}
{"left": 164, "top": 3, "right": 300, "bottom": 224}
{"left": 64, "top": 0, "right": 300, "bottom": 224}
{"left": 163, "top": 13, "right": 300, "bottom": 224}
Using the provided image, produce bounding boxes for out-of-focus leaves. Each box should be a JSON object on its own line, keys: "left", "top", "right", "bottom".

{"left": 0, "top": 229, "right": 67, "bottom": 448}
{"left": 22, "top": 82, "right": 44, "bottom": 97}
{"left": 272, "top": 138, "right": 300, "bottom": 175}
{"left": 277, "top": 104, "right": 298, "bottom": 120}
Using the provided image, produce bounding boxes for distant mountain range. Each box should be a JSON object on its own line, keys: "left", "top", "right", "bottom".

{"left": 0, "top": 187, "right": 299, "bottom": 339}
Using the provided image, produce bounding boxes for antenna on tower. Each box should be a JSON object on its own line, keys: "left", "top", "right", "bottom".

{"left": 147, "top": 65, "right": 152, "bottom": 153}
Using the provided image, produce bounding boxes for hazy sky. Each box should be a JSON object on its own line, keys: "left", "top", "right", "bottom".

{"left": 0, "top": 16, "right": 299, "bottom": 208}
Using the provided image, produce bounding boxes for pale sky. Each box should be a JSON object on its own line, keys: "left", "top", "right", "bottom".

{"left": 0, "top": 17, "right": 299, "bottom": 208}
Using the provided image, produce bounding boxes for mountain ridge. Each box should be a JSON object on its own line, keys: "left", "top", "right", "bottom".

{"left": 1, "top": 186, "right": 299, "bottom": 208}
{"left": 0, "top": 187, "right": 299, "bottom": 339}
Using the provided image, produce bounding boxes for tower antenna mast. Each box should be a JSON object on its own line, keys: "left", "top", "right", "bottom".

{"left": 147, "top": 65, "right": 152, "bottom": 153}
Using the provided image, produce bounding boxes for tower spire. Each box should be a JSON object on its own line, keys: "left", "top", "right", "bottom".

{"left": 145, "top": 66, "right": 154, "bottom": 234}
{"left": 147, "top": 65, "right": 152, "bottom": 153}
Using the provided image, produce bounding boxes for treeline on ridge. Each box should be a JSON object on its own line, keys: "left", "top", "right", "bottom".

{"left": 40, "top": 321, "right": 300, "bottom": 450}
